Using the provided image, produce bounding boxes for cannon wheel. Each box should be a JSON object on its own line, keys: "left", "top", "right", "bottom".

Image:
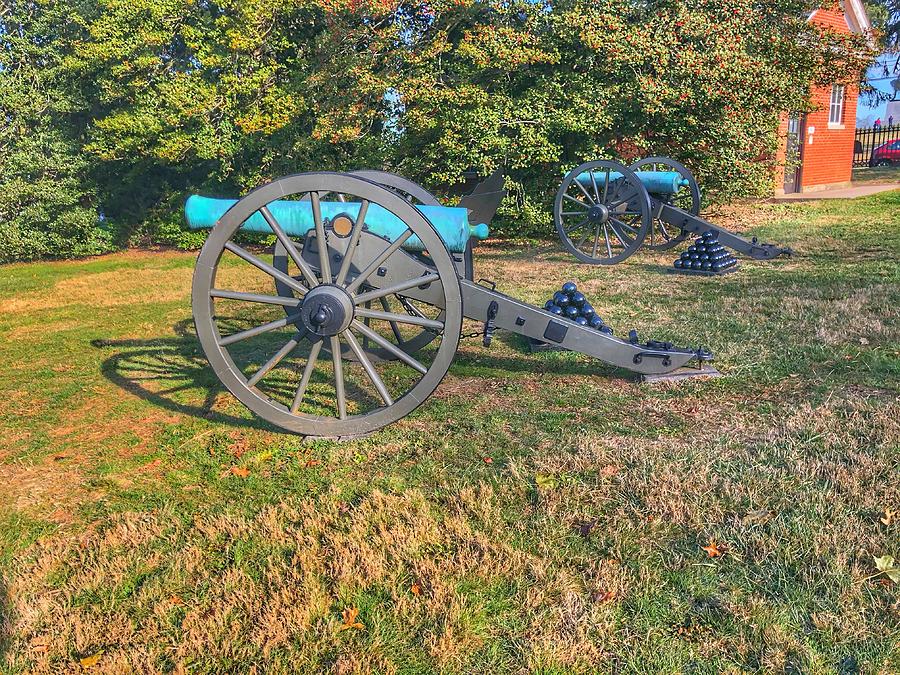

{"left": 554, "top": 159, "right": 652, "bottom": 265}
{"left": 629, "top": 157, "right": 701, "bottom": 252}
{"left": 273, "top": 170, "right": 445, "bottom": 361}
{"left": 192, "top": 172, "right": 463, "bottom": 438}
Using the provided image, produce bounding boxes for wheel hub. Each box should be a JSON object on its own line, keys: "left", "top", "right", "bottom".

{"left": 588, "top": 204, "right": 609, "bottom": 223}
{"left": 298, "top": 285, "right": 354, "bottom": 337}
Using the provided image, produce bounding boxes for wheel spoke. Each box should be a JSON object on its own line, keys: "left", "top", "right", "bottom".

{"left": 602, "top": 225, "right": 612, "bottom": 257}
{"left": 335, "top": 199, "right": 370, "bottom": 286}
{"left": 589, "top": 171, "right": 601, "bottom": 203}
{"left": 248, "top": 332, "right": 302, "bottom": 387}
{"left": 342, "top": 330, "right": 393, "bottom": 405}
{"left": 601, "top": 169, "right": 610, "bottom": 202}
{"left": 606, "top": 219, "right": 631, "bottom": 247}
{"left": 572, "top": 177, "right": 596, "bottom": 205}
{"left": 380, "top": 296, "right": 406, "bottom": 345}
{"left": 210, "top": 289, "right": 302, "bottom": 307}
{"left": 608, "top": 188, "right": 638, "bottom": 209}
{"left": 562, "top": 193, "right": 590, "bottom": 209}
{"left": 290, "top": 339, "right": 323, "bottom": 414}
{"left": 352, "top": 271, "right": 438, "bottom": 305}
{"left": 564, "top": 219, "right": 589, "bottom": 236}
{"left": 561, "top": 210, "right": 588, "bottom": 217}
{"left": 355, "top": 307, "right": 443, "bottom": 330}
{"left": 609, "top": 217, "right": 638, "bottom": 237}
{"left": 310, "top": 191, "right": 332, "bottom": 283}
{"left": 223, "top": 242, "right": 309, "bottom": 297}
{"left": 219, "top": 313, "right": 298, "bottom": 347}
{"left": 351, "top": 320, "right": 428, "bottom": 374}
{"left": 330, "top": 335, "right": 347, "bottom": 419}
{"left": 345, "top": 229, "right": 414, "bottom": 294}
{"left": 260, "top": 205, "right": 319, "bottom": 289}
{"left": 592, "top": 225, "right": 601, "bottom": 258}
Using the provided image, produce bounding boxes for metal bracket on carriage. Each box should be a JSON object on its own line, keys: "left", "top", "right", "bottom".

{"left": 627, "top": 329, "right": 715, "bottom": 371}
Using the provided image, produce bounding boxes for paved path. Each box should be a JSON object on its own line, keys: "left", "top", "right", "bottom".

{"left": 774, "top": 184, "right": 898, "bottom": 201}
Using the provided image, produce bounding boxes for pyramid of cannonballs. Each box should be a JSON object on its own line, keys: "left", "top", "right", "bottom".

{"left": 543, "top": 281, "right": 613, "bottom": 334}
{"left": 672, "top": 231, "right": 738, "bottom": 275}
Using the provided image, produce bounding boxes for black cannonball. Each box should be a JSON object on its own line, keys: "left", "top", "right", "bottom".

{"left": 570, "top": 291, "right": 586, "bottom": 307}
{"left": 692, "top": 260, "right": 703, "bottom": 270}
{"left": 600, "top": 326, "right": 613, "bottom": 335}
{"left": 574, "top": 316, "right": 589, "bottom": 326}
{"left": 689, "top": 253, "right": 700, "bottom": 261}
{"left": 544, "top": 300, "right": 556, "bottom": 310}
{"left": 562, "top": 281, "right": 577, "bottom": 294}
{"left": 581, "top": 304, "right": 595, "bottom": 319}
{"left": 681, "top": 251, "right": 692, "bottom": 260}
{"left": 565, "top": 305, "right": 580, "bottom": 319}
{"left": 589, "top": 315, "right": 604, "bottom": 329}
{"left": 699, "top": 254, "right": 709, "bottom": 261}
{"left": 553, "top": 291, "right": 570, "bottom": 307}
{"left": 549, "top": 305, "right": 564, "bottom": 315}
{"left": 673, "top": 259, "right": 683, "bottom": 269}
{"left": 688, "top": 245, "right": 697, "bottom": 254}
{"left": 701, "top": 261, "right": 712, "bottom": 271}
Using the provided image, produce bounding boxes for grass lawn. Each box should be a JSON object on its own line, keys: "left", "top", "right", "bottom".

{"left": 1, "top": 191, "right": 898, "bottom": 673}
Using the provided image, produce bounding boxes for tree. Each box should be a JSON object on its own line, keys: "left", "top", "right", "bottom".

{"left": 0, "top": 1, "right": 113, "bottom": 262}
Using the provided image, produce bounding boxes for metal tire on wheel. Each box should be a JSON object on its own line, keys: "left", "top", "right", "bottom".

{"left": 554, "top": 159, "right": 652, "bottom": 265}
{"left": 192, "top": 172, "right": 463, "bottom": 438}
{"left": 629, "top": 156, "right": 700, "bottom": 252}
{"left": 273, "top": 170, "right": 445, "bottom": 361}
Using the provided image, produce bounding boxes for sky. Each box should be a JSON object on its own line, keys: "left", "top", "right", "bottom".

{"left": 857, "top": 52, "right": 900, "bottom": 127}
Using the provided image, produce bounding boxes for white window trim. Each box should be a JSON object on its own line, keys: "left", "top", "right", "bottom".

{"left": 828, "top": 84, "right": 845, "bottom": 127}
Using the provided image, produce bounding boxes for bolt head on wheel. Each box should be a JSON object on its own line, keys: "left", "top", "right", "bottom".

{"left": 298, "top": 285, "right": 354, "bottom": 337}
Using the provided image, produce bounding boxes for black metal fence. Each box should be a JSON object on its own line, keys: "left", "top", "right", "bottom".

{"left": 854, "top": 124, "right": 899, "bottom": 167}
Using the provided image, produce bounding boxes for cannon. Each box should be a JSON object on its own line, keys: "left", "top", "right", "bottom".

{"left": 553, "top": 157, "right": 793, "bottom": 265}
{"left": 189, "top": 170, "right": 713, "bottom": 438}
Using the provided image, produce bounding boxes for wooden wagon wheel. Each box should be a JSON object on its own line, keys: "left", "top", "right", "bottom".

{"left": 273, "top": 170, "right": 445, "bottom": 361}
{"left": 629, "top": 156, "right": 701, "bottom": 252}
{"left": 554, "top": 159, "right": 652, "bottom": 265}
{"left": 192, "top": 172, "right": 462, "bottom": 438}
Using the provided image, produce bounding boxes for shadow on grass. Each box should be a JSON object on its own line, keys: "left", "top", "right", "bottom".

{"left": 92, "top": 318, "right": 641, "bottom": 432}
{"left": 92, "top": 319, "right": 276, "bottom": 432}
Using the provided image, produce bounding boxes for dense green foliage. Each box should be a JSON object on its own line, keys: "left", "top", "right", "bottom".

{"left": 0, "top": 0, "right": 874, "bottom": 260}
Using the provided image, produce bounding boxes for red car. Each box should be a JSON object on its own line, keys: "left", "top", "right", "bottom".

{"left": 870, "top": 138, "right": 900, "bottom": 166}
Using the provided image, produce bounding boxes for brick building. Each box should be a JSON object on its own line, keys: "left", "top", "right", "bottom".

{"left": 778, "top": 0, "right": 873, "bottom": 194}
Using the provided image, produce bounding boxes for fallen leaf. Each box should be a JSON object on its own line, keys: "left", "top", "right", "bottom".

{"left": 52, "top": 453, "right": 68, "bottom": 461}
{"left": 600, "top": 464, "right": 620, "bottom": 477}
{"left": 339, "top": 606, "right": 365, "bottom": 631}
{"left": 79, "top": 651, "right": 104, "bottom": 668}
{"left": 873, "top": 554, "right": 900, "bottom": 583}
{"left": 305, "top": 459, "right": 321, "bottom": 468}
{"left": 701, "top": 540, "right": 723, "bottom": 558}
{"left": 591, "top": 589, "right": 615, "bottom": 604}
{"left": 880, "top": 508, "right": 894, "bottom": 526}
{"left": 535, "top": 472, "right": 556, "bottom": 490}
{"left": 482, "top": 457, "right": 493, "bottom": 464}
{"left": 169, "top": 595, "right": 184, "bottom": 606}
{"left": 141, "top": 459, "right": 162, "bottom": 471}
{"left": 411, "top": 583, "right": 422, "bottom": 596}
{"left": 229, "top": 466, "right": 250, "bottom": 478}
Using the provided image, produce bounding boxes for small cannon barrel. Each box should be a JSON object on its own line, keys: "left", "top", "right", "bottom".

{"left": 185, "top": 195, "right": 490, "bottom": 253}
{"left": 576, "top": 170, "right": 690, "bottom": 196}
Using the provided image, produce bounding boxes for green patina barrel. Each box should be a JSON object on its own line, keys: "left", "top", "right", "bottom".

{"left": 185, "top": 195, "right": 490, "bottom": 253}
{"left": 575, "top": 170, "right": 689, "bottom": 196}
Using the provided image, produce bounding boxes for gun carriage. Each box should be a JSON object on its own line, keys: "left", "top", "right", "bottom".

{"left": 554, "top": 157, "right": 793, "bottom": 265}
{"left": 188, "top": 170, "right": 712, "bottom": 438}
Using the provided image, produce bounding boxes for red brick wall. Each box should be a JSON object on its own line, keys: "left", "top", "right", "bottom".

{"left": 777, "top": 6, "right": 859, "bottom": 192}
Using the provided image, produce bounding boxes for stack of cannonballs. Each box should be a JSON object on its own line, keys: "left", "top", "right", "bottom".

{"left": 543, "top": 281, "right": 613, "bottom": 334}
{"left": 672, "top": 231, "right": 738, "bottom": 275}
